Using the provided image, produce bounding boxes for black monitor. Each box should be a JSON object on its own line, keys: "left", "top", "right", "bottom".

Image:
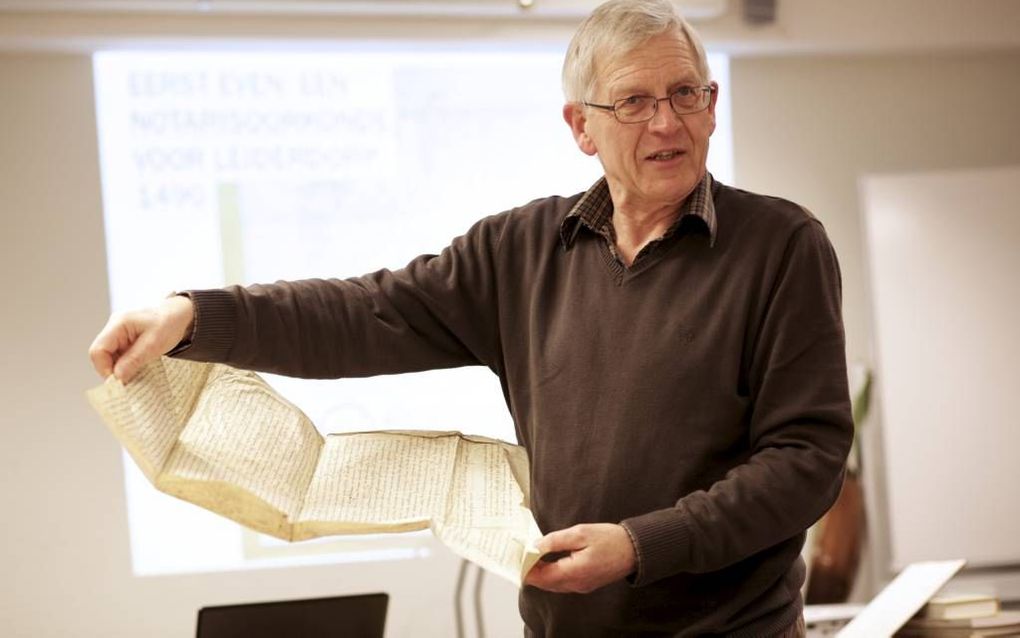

{"left": 196, "top": 592, "right": 388, "bottom": 638}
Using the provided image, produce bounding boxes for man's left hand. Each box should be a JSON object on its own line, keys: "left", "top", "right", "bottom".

{"left": 524, "top": 523, "right": 637, "bottom": 594}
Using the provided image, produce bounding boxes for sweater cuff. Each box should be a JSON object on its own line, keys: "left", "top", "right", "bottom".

{"left": 169, "top": 288, "right": 237, "bottom": 363}
{"left": 620, "top": 509, "right": 694, "bottom": 587}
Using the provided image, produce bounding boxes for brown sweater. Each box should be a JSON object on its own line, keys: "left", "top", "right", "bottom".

{"left": 178, "top": 178, "right": 853, "bottom": 637}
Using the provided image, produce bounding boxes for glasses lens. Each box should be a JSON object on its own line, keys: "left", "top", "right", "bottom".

{"left": 614, "top": 96, "right": 656, "bottom": 123}
{"left": 670, "top": 87, "right": 708, "bottom": 115}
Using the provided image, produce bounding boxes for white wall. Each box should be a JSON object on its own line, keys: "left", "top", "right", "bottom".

{"left": 731, "top": 48, "right": 1020, "bottom": 373}
{"left": 861, "top": 166, "right": 1020, "bottom": 571}
{"left": 3, "top": 10, "right": 1020, "bottom": 638}
{"left": 730, "top": 50, "right": 1020, "bottom": 599}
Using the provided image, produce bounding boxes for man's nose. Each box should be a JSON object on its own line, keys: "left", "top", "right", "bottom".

{"left": 647, "top": 98, "right": 683, "bottom": 132}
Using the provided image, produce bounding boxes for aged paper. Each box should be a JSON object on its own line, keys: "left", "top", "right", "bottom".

{"left": 157, "top": 362, "right": 323, "bottom": 539}
{"left": 86, "top": 357, "right": 542, "bottom": 585}
{"left": 296, "top": 431, "right": 459, "bottom": 534}
{"left": 86, "top": 357, "right": 210, "bottom": 481}
{"left": 436, "top": 438, "right": 543, "bottom": 583}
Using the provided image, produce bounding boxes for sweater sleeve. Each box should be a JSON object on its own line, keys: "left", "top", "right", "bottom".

{"left": 620, "top": 219, "right": 853, "bottom": 585}
{"left": 172, "top": 213, "right": 508, "bottom": 380}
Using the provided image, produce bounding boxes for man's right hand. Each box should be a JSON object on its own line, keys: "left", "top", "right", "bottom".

{"left": 88, "top": 294, "right": 195, "bottom": 383}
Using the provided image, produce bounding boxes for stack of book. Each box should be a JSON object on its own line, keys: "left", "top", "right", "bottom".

{"left": 896, "top": 594, "right": 1020, "bottom": 637}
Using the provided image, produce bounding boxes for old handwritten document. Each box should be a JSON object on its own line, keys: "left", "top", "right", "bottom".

{"left": 86, "top": 357, "right": 543, "bottom": 585}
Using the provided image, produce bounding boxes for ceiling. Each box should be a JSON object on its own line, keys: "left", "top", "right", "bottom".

{"left": 0, "top": 0, "right": 1018, "bottom": 56}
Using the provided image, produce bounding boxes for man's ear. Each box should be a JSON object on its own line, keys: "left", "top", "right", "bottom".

{"left": 706, "top": 81, "right": 719, "bottom": 137}
{"left": 563, "top": 102, "right": 597, "bottom": 157}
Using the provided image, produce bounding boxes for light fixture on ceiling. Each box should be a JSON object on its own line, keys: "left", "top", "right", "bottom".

{"left": 742, "top": 0, "right": 776, "bottom": 25}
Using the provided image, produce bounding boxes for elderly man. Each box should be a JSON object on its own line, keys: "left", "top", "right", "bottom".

{"left": 90, "top": 0, "right": 851, "bottom": 635}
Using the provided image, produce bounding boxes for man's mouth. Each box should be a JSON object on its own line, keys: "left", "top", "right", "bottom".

{"left": 646, "top": 149, "right": 685, "bottom": 161}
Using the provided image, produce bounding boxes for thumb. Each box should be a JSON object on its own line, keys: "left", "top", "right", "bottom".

{"left": 112, "top": 331, "right": 162, "bottom": 384}
{"left": 537, "top": 525, "right": 585, "bottom": 554}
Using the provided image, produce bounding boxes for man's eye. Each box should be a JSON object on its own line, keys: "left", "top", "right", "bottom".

{"left": 621, "top": 95, "right": 645, "bottom": 106}
{"left": 675, "top": 86, "right": 695, "bottom": 96}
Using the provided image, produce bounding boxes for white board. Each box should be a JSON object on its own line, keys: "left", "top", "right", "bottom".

{"left": 861, "top": 165, "right": 1020, "bottom": 570}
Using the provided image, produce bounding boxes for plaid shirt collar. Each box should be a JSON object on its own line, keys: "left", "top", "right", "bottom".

{"left": 559, "top": 172, "right": 717, "bottom": 250}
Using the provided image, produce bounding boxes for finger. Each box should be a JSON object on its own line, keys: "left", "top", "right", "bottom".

{"left": 112, "top": 330, "right": 161, "bottom": 384}
{"left": 537, "top": 525, "right": 586, "bottom": 554}
{"left": 89, "top": 319, "right": 130, "bottom": 379}
{"left": 539, "top": 549, "right": 573, "bottom": 563}
{"left": 89, "top": 341, "right": 115, "bottom": 379}
{"left": 530, "top": 554, "right": 596, "bottom": 594}
{"left": 523, "top": 559, "right": 548, "bottom": 586}
{"left": 524, "top": 559, "right": 570, "bottom": 592}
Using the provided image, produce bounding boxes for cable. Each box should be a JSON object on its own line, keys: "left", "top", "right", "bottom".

{"left": 454, "top": 558, "right": 469, "bottom": 638}
{"left": 473, "top": 563, "right": 486, "bottom": 638}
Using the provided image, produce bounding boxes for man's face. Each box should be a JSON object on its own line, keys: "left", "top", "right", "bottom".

{"left": 564, "top": 32, "right": 718, "bottom": 213}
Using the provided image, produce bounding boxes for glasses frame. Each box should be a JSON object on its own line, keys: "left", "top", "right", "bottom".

{"left": 583, "top": 84, "right": 716, "bottom": 124}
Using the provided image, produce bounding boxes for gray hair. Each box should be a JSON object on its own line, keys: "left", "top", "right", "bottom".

{"left": 562, "top": 0, "right": 712, "bottom": 103}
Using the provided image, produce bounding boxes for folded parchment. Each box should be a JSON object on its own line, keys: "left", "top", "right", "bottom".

{"left": 86, "top": 357, "right": 543, "bottom": 585}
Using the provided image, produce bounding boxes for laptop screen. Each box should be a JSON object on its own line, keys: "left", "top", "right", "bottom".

{"left": 196, "top": 593, "right": 388, "bottom": 638}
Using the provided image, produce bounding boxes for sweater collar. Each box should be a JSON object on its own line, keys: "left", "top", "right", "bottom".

{"left": 559, "top": 172, "right": 717, "bottom": 250}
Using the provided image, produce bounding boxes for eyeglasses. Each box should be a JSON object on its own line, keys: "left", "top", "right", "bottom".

{"left": 583, "top": 85, "right": 715, "bottom": 124}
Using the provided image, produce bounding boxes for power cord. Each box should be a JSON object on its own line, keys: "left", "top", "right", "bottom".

{"left": 454, "top": 559, "right": 486, "bottom": 638}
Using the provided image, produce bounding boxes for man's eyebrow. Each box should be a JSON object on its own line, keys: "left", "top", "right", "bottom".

{"left": 610, "top": 84, "right": 651, "bottom": 97}
{"left": 670, "top": 77, "right": 704, "bottom": 88}
{"left": 609, "top": 77, "right": 703, "bottom": 97}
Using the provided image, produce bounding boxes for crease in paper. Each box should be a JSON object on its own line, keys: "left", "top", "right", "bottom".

{"left": 86, "top": 357, "right": 543, "bottom": 585}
